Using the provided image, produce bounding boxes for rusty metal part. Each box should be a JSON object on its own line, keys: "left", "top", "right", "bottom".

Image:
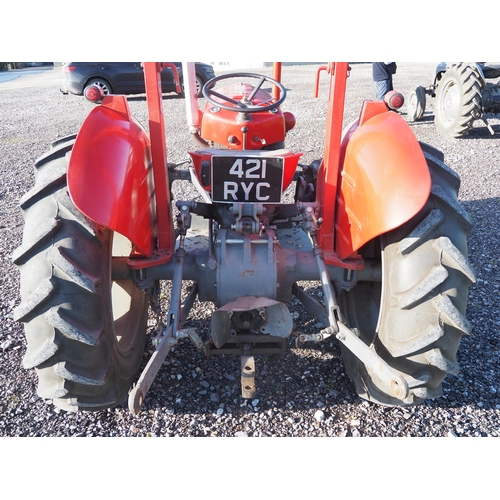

{"left": 127, "top": 297, "right": 198, "bottom": 415}
{"left": 241, "top": 344, "right": 256, "bottom": 399}
{"left": 128, "top": 231, "right": 192, "bottom": 415}
{"left": 335, "top": 322, "right": 409, "bottom": 400}
{"left": 204, "top": 335, "right": 286, "bottom": 356}
{"left": 210, "top": 296, "right": 292, "bottom": 349}
{"left": 294, "top": 329, "right": 335, "bottom": 348}
{"left": 128, "top": 324, "right": 177, "bottom": 415}
{"left": 309, "top": 228, "right": 341, "bottom": 333}
{"left": 184, "top": 328, "right": 204, "bottom": 349}
{"left": 292, "top": 283, "right": 329, "bottom": 328}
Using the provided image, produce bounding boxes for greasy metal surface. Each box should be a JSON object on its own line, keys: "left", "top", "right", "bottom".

{"left": 128, "top": 325, "right": 176, "bottom": 414}
{"left": 292, "top": 284, "right": 328, "bottom": 328}
{"left": 128, "top": 238, "right": 190, "bottom": 415}
{"left": 215, "top": 229, "right": 277, "bottom": 306}
{"left": 335, "top": 322, "right": 409, "bottom": 400}
{"left": 241, "top": 344, "right": 256, "bottom": 399}
{"left": 210, "top": 296, "right": 293, "bottom": 348}
{"left": 205, "top": 335, "right": 286, "bottom": 356}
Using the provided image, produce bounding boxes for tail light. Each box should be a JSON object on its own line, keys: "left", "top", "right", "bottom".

{"left": 384, "top": 91, "right": 404, "bottom": 110}
{"left": 84, "top": 85, "right": 104, "bottom": 103}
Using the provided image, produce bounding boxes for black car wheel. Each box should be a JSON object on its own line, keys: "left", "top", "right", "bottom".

{"left": 180, "top": 75, "right": 205, "bottom": 98}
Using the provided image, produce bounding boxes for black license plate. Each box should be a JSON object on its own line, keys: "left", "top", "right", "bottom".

{"left": 211, "top": 156, "right": 284, "bottom": 203}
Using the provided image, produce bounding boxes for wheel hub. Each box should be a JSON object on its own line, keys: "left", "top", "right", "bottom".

{"left": 442, "top": 83, "right": 460, "bottom": 122}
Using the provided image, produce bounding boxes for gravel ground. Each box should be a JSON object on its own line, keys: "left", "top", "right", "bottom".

{"left": 1, "top": 63, "right": 499, "bottom": 446}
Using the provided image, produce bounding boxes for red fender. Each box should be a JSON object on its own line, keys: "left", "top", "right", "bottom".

{"left": 67, "top": 95, "right": 156, "bottom": 257}
{"left": 335, "top": 103, "right": 432, "bottom": 260}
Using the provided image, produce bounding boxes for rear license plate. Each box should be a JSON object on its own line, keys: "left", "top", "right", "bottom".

{"left": 211, "top": 156, "right": 283, "bottom": 203}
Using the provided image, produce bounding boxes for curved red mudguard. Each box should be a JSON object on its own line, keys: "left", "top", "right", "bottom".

{"left": 335, "top": 104, "right": 431, "bottom": 260}
{"left": 67, "top": 95, "right": 157, "bottom": 257}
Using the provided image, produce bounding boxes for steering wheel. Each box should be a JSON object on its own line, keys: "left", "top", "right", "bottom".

{"left": 202, "top": 72, "right": 286, "bottom": 113}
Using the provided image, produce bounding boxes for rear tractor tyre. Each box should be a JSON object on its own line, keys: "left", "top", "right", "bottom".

{"left": 339, "top": 142, "right": 476, "bottom": 406}
{"left": 434, "top": 63, "right": 483, "bottom": 138}
{"left": 13, "top": 137, "right": 148, "bottom": 412}
{"left": 406, "top": 86, "right": 426, "bottom": 121}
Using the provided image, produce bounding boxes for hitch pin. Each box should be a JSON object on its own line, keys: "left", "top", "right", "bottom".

{"left": 296, "top": 327, "right": 335, "bottom": 346}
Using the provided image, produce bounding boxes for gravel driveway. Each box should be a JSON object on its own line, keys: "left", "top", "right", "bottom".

{"left": 1, "top": 62, "right": 499, "bottom": 439}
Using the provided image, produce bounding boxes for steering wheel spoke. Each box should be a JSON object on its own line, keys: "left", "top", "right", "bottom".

{"left": 207, "top": 88, "right": 247, "bottom": 108}
{"left": 246, "top": 76, "right": 267, "bottom": 103}
{"left": 202, "top": 72, "right": 286, "bottom": 113}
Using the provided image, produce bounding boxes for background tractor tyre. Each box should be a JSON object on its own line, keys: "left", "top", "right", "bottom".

{"left": 338, "top": 142, "right": 476, "bottom": 406}
{"left": 406, "top": 86, "right": 426, "bottom": 121}
{"left": 434, "top": 63, "right": 483, "bottom": 138}
{"left": 84, "top": 78, "right": 112, "bottom": 99}
{"left": 13, "top": 137, "right": 148, "bottom": 412}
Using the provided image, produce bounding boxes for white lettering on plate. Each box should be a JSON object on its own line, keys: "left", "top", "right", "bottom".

{"left": 224, "top": 181, "right": 238, "bottom": 200}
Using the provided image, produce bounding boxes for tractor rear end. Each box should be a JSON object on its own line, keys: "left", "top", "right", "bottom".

{"left": 13, "top": 62, "right": 476, "bottom": 414}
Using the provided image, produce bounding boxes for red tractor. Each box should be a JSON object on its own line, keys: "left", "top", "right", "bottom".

{"left": 13, "top": 62, "right": 475, "bottom": 414}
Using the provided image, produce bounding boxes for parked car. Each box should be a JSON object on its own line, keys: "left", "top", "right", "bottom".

{"left": 22, "top": 62, "right": 54, "bottom": 67}
{"left": 61, "top": 62, "right": 215, "bottom": 99}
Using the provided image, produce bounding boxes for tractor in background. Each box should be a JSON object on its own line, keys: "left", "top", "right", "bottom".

{"left": 407, "top": 62, "right": 500, "bottom": 137}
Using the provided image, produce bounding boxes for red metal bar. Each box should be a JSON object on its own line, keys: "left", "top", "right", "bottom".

{"left": 142, "top": 62, "right": 174, "bottom": 260}
{"left": 272, "top": 62, "right": 282, "bottom": 101}
{"left": 315, "top": 62, "right": 349, "bottom": 264}
{"left": 314, "top": 65, "right": 327, "bottom": 98}
{"left": 161, "top": 63, "right": 182, "bottom": 94}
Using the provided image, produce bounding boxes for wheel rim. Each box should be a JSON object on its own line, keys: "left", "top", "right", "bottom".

{"left": 440, "top": 81, "right": 460, "bottom": 122}
{"left": 109, "top": 231, "right": 148, "bottom": 357}
{"left": 341, "top": 281, "right": 382, "bottom": 344}
{"left": 409, "top": 92, "right": 418, "bottom": 114}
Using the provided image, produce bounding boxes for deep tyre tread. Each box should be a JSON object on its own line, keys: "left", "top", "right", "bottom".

{"left": 14, "top": 143, "right": 148, "bottom": 412}
{"left": 434, "top": 63, "right": 483, "bottom": 138}
{"left": 339, "top": 141, "right": 476, "bottom": 406}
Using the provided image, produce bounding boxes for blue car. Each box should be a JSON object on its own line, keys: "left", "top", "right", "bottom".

{"left": 61, "top": 61, "right": 215, "bottom": 99}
